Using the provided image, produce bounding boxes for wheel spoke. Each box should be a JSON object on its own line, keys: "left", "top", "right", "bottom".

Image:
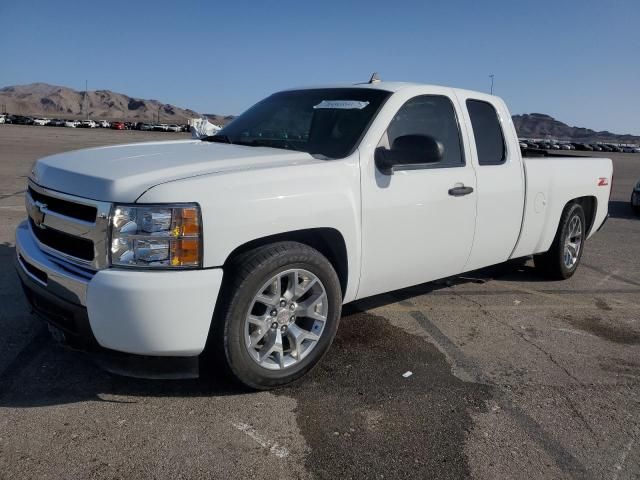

{"left": 248, "top": 315, "right": 271, "bottom": 346}
{"left": 258, "top": 329, "right": 284, "bottom": 366}
{"left": 256, "top": 292, "right": 279, "bottom": 307}
{"left": 287, "top": 323, "right": 305, "bottom": 359}
{"left": 283, "top": 270, "right": 298, "bottom": 301}
{"left": 297, "top": 290, "right": 327, "bottom": 321}
{"left": 295, "top": 275, "right": 317, "bottom": 299}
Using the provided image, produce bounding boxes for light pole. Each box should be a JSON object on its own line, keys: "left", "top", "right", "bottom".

{"left": 489, "top": 74, "right": 495, "bottom": 95}
{"left": 158, "top": 105, "right": 161, "bottom": 124}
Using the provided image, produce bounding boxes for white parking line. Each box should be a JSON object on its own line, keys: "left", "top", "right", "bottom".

{"left": 231, "top": 421, "right": 290, "bottom": 458}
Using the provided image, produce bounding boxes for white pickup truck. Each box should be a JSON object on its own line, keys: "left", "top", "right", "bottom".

{"left": 16, "top": 81, "right": 612, "bottom": 388}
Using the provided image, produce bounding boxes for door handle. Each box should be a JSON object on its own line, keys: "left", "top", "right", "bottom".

{"left": 448, "top": 185, "right": 474, "bottom": 197}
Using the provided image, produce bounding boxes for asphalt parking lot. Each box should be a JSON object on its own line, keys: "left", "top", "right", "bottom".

{"left": 0, "top": 124, "right": 639, "bottom": 479}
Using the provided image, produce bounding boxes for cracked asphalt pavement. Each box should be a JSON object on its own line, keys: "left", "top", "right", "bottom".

{"left": 0, "top": 125, "right": 639, "bottom": 479}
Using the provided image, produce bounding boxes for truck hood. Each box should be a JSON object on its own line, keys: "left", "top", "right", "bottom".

{"left": 31, "top": 140, "right": 318, "bottom": 202}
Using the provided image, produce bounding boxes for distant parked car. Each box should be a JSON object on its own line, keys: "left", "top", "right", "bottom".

{"left": 631, "top": 180, "right": 640, "bottom": 216}
{"left": 97, "top": 120, "right": 110, "bottom": 128}
{"left": 33, "top": 118, "right": 49, "bottom": 126}
{"left": 64, "top": 120, "right": 78, "bottom": 128}
{"left": 12, "top": 115, "right": 35, "bottom": 125}
{"left": 153, "top": 124, "right": 169, "bottom": 132}
{"left": 110, "top": 121, "right": 126, "bottom": 130}
{"left": 79, "top": 120, "right": 97, "bottom": 128}
{"left": 590, "top": 144, "right": 603, "bottom": 152}
{"left": 633, "top": 147, "right": 640, "bottom": 153}
{"left": 0, "top": 115, "right": 6, "bottom": 124}
{"left": 572, "top": 143, "right": 592, "bottom": 151}
{"left": 48, "top": 119, "right": 65, "bottom": 127}
{"left": 139, "top": 123, "right": 153, "bottom": 131}
{"left": 559, "top": 143, "right": 572, "bottom": 150}
{"left": 166, "top": 124, "right": 181, "bottom": 132}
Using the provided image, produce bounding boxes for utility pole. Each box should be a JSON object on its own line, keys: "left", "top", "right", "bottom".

{"left": 489, "top": 74, "right": 495, "bottom": 95}
{"left": 84, "top": 80, "right": 88, "bottom": 119}
{"left": 158, "top": 105, "right": 161, "bottom": 124}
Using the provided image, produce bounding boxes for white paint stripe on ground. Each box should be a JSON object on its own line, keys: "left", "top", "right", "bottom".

{"left": 596, "top": 269, "right": 619, "bottom": 287}
{"left": 231, "top": 421, "right": 290, "bottom": 458}
{"left": 612, "top": 430, "right": 636, "bottom": 480}
{"left": 0, "top": 206, "right": 24, "bottom": 210}
{"left": 550, "top": 327, "right": 597, "bottom": 338}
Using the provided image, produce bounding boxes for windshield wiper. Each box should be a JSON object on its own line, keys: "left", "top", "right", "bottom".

{"left": 201, "top": 134, "right": 233, "bottom": 144}
{"left": 234, "top": 139, "right": 291, "bottom": 150}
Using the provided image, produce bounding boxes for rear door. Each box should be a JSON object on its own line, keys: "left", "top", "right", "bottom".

{"left": 357, "top": 90, "right": 477, "bottom": 299}
{"left": 456, "top": 93, "right": 525, "bottom": 271}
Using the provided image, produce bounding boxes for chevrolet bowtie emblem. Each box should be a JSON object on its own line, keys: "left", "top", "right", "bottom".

{"left": 32, "top": 201, "right": 47, "bottom": 228}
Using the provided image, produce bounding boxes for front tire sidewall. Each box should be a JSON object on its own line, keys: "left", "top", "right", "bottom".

{"left": 224, "top": 251, "right": 341, "bottom": 389}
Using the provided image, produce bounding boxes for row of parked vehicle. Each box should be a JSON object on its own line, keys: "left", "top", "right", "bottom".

{"left": 0, "top": 114, "right": 190, "bottom": 133}
{"left": 519, "top": 138, "right": 640, "bottom": 153}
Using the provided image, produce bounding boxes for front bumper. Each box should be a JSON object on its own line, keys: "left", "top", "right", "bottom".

{"left": 15, "top": 220, "right": 224, "bottom": 377}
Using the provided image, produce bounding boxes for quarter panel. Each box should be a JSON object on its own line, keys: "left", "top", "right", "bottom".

{"left": 512, "top": 157, "right": 612, "bottom": 258}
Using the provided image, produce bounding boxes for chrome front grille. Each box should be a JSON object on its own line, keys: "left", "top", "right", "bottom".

{"left": 25, "top": 180, "right": 112, "bottom": 270}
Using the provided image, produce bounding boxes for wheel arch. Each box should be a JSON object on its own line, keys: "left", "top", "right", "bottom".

{"left": 572, "top": 195, "right": 597, "bottom": 236}
{"left": 223, "top": 228, "right": 349, "bottom": 298}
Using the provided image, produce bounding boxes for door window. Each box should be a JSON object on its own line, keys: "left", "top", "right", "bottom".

{"left": 466, "top": 99, "right": 506, "bottom": 165}
{"left": 381, "top": 95, "right": 465, "bottom": 167}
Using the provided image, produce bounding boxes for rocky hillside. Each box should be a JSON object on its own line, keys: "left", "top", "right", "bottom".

{"left": 0, "top": 83, "right": 201, "bottom": 123}
{"left": 513, "top": 113, "right": 639, "bottom": 144}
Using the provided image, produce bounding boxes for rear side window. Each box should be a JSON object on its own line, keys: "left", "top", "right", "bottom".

{"left": 386, "top": 95, "right": 464, "bottom": 167}
{"left": 466, "top": 99, "right": 506, "bottom": 165}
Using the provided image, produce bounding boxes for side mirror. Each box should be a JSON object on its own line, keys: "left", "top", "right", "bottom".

{"left": 375, "top": 134, "right": 444, "bottom": 175}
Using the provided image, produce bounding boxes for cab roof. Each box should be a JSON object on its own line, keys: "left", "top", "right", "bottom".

{"left": 280, "top": 81, "right": 499, "bottom": 100}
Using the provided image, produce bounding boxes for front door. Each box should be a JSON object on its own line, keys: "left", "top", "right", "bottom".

{"left": 357, "top": 93, "right": 477, "bottom": 299}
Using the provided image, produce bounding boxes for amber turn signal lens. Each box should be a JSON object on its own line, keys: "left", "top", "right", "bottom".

{"left": 171, "top": 207, "right": 200, "bottom": 237}
{"left": 170, "top": 238, "right": 200, "bottom": 266}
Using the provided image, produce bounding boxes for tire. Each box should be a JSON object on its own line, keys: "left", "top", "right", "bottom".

{"left": 209, "top": 241, "right": 342, "bottom": 390}
{"left": 631, "top": 193, "right": 640, "bottom": 216}
{"left": 534, "top": 202, "right": 586, "bottom": 280}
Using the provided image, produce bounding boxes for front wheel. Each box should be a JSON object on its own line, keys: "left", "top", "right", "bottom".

{"left": 210, "top": 242, "right": 342, "bottom": 390}
{"left": 534, "top": 202, "right": 586, "bottom": 279}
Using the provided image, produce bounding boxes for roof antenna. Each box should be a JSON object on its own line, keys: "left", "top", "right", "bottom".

{"left": 368, "top": 72, "right": 381, "bottom": 84}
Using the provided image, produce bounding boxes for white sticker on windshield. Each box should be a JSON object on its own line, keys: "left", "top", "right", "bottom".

{"left": 313, "top": 100, "right": 370, "bottom": 110}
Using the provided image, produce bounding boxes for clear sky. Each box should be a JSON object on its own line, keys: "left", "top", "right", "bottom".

{"left": 1, "top": 0, "right": 639, "bottom": 134}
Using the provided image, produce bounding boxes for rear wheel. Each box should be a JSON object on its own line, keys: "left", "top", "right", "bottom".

{"left": 631, "top": 192, "right": 640, "bottom": 216}
{"left": 210, "top": 242, "right": 342, "bottom": 390}
{"left": 534, "top": 202, "right": 586, "bottom": 279}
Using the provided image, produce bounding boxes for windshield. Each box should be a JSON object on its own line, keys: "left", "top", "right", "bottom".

{"left": 210, "top": 88, "right": 391, "bottom": 159}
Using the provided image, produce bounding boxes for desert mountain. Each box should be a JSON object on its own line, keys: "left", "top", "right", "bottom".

{"left": 1, "top": 83, "right": 637, "bottom": 141}
{"left": 512, "top": 113, "right": 639, "bottom": 144}
{"left": 0, "top": 83, "right": 202, "bottom": 123}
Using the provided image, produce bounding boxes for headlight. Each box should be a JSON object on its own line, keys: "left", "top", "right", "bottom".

{"left": 110, "top": 204, "right": 202, "bottom": 268}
